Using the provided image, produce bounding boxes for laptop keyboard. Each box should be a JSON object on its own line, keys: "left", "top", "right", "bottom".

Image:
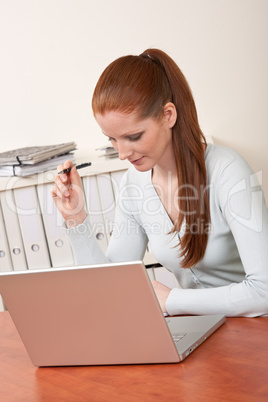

{"left": 172, "top": 333, "right": 187, "bottom": 343}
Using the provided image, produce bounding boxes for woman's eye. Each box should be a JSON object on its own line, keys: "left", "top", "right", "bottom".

{"left": 129, "top": 134, "right": 142, "bottom": 142}
{"left": 108, "top": 137, "right": 116, "bottom": 143}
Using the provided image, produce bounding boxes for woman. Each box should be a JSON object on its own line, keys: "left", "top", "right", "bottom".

{"left": 51, "top": 49, "right": 268, "bottom": 317}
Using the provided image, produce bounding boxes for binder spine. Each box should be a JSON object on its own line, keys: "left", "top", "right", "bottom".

{"left": 0, "top": 190, "right": 28, "bottom": 271}
{"left": 13, "top": 186, "right": 51, "bottom": 269}
{"left": 0, "top": 198, "right": 13, "bottom": 273}
{"left": 37, "top": 184, "right": 74, "bottom": 267}
{"left": 97, "top": 173, "right": 117, "bottom": 239}
{"left": 82, "top": 175, "right": 108, "bottom": 252}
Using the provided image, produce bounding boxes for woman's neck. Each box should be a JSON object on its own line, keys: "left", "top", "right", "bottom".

{"left": 152, "top": 145, "right": 177, "bottom": 182}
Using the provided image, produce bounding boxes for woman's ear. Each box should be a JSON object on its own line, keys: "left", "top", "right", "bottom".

{"left": 163, "top": 102, "right": 177, "bottom": 128}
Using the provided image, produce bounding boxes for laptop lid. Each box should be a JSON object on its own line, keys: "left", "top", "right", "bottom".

{"left": 0, "top": 261, "right": 225, "bottom": 366}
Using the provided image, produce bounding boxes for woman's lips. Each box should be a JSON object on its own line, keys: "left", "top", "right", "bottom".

{"left": 129, "top": 157, "right": 144, "bottom": 165}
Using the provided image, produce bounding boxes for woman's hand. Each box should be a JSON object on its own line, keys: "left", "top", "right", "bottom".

{"left": 51, "top": 160, "right": 87, "bottom": 227}
{"left": 152, "top": 280, "right": 172, "bottom": 314}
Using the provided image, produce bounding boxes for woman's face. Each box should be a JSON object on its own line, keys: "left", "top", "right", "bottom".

{"left": 95, "top": 103, "right": 177, "bottom": 172}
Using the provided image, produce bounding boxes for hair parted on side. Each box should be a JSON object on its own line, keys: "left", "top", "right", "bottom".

{"left": 92, "top": 49, "right": 211, "bottom": 269}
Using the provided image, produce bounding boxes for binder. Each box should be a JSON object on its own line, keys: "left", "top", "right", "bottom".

{"left": 82, "top": 175, "right": 108, "bottom": 252}
{"left": 0, "top": 190, "right": 28, "bottom": 271}
{"left": 37, "top": 184, "right": 75, "bottom": 267}
{"left": 0, "top": 142, "right": 76, "bottom": 177}
{"left": 0, "top": 198, "right": 13, "bottom": 272}
{"left": 109, "top": 169, "right": 127, "bottom": 237}
{"left": 110, "top": 169, "right": 127, "bottom": 202}
{"left": 13, "top": 186, "right": 51, "bottom": 269}
{"left": 97, "top": 173, "right": 117, "bottom": 239}
{"left": 0, "top": 142, "right": 76, "bottom": 165}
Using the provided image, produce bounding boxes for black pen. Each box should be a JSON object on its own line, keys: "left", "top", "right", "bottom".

{"left": 58, "top": 162, "right": 92, "bottom": 174}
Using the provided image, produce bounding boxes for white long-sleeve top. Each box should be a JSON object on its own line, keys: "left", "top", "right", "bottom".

{"left": 67, "top": 144, "right": 268, "bottom": 317}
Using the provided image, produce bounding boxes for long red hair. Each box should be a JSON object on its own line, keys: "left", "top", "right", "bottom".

{"left": 92, "top": 49, "right": 210, "bottom": 268}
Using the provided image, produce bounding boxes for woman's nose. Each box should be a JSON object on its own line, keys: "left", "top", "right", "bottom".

{"left": 117, "top": 142, "right": 133, "bottom": 160}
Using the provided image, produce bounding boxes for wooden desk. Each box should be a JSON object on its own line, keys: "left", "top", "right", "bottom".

{"left": 0, "top": 312, "right": 267, "bottom": 402}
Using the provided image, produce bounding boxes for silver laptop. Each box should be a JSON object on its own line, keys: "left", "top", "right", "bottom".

{"left": 0, "top": 261, "right": 225, "bottom": 366}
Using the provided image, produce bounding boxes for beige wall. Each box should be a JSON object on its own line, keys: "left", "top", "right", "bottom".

{"left": 0, "top": 0, "right": 267, "bottom": 200}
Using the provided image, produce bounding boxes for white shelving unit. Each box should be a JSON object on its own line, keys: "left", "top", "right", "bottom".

{"left": 0, "top": 152, "right": 179, "bottom": 311}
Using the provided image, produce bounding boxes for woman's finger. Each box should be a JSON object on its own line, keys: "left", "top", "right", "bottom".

{"left": 54, "top": 174, "right": 70, "bottom": 198}
{"left": 50, "top": 183, "right": 68, "bottom": 200}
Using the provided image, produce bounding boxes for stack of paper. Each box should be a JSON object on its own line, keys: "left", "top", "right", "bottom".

{"left": 0, "top": 142, "right": 76, "bottom": 177}
{"left": 96, "top": 145, "right": 118, "bottom": 159}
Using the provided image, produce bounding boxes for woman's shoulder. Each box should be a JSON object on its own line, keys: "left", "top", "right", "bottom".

{"left": 205, "top": 143, "right": 253, "bottom": 179}
{"left": 206, "top": 143, "right": 242, "bottom": 164}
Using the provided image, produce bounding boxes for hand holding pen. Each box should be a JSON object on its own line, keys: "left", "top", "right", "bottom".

{"left": 57, "top": 162, "right": 92, "bottom": 174}
{"left": 51, "top": 160, "right": 91, "bottom": 227}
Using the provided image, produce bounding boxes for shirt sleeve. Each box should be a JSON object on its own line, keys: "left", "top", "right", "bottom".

{"left": 166, "top": 154, "right": 268, "bottom": 317}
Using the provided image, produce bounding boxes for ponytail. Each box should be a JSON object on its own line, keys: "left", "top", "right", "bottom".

{"left": 141, "top": 49, "right": 210, "bottom": 268}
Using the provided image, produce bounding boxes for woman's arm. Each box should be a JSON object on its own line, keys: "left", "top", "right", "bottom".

{"left": 66, "top": 204, "right": 149, "bottom": 266}
{"left": 165, "top": 155, "right": 268, "bottom": 317}
{"left": 52, "top": 163, "right": 148, "bottom": 265}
